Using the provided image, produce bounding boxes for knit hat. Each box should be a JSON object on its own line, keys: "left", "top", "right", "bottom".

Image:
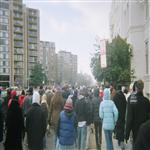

{"left": 136, "top": 80, "right": 144, "bottom": 91}
{"left": 11, "top": 90, "right": 17, "bottom": 97}
{"left": 64, "top": 96, "right": 73, "bottom": 111}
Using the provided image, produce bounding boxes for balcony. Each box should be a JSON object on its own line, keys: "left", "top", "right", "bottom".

{"left": 14, "top": 41, "right": 23, "bottom": 48}
{"left": 28, "top": 32, "right": 37, "bottom": 38}
{"left": 14, "top": 20, "right": 23, "bottom": 27}
{"left": 14, "top": 34, "right": 23, "bottom": 41}
{"left": 28, "top": 38, "right": 37, "bottom": 44}
{"left": 14, "top": 69, "right": 23, "bottom": 75}
{"left": 29, "top": 51, "right": 37, "bottom": 57}
{"left": 14, "top": 27, "right": 23, "bottom": 33}
{"left": 28, "top": 44, "right": 37, "bottom": 50}
{"left": 14, "top": 48, "right": 23, "bottom": 54}
{"left": 13, "top": 13, "right": 23, "bottom": 20}
{"left": 28, "top": 25, "right": 37, "bottom": 31}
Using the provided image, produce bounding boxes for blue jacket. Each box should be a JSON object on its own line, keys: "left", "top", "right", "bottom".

{"left": 99, "top": 88, "right": 118, "bottom": 130}
{"left": 58, "top": 111, "right": 76, "bottom": 145}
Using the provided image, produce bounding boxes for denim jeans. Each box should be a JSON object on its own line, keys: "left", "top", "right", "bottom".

{"left": 77, "top": 126, "right": 87, "bottom": 150}
{"left": 104, "top": 130, "right": 114, "bottom": 150}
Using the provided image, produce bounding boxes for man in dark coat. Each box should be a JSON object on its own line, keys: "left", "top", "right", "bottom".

{"left": 134, "top": 119, "right": 150, "bottom": 150}
{"left": 125, "top": 80, "right": 150, "bottom": 144}
{"left": 75, "top": 87, "right": 89, "bottom": 150}
{"left": 5, "top": 96, "right": 24, "bottom": 150}
{"left": 26, "top": 91, "right": 47, "bottom": 150}
{"left": 0, "top": 89, "right": 4, "bottom": 145}
{"left": 113, "top": 85, "right": 127, "bottom": 150}
{"left": 92, "top": 87, "right": 102, "bottom": 150}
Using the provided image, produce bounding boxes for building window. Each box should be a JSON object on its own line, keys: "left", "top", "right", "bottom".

{"left": 3, "top": 61, "right": 6, "bottom": 66}
{"left": 0, "top": 24, "right": 8, "bottom": 30}
{"left": 3, "top": 68, "right": 6, "bottom": 73}
{"left": 145, "top": 0, "right": 149, "bottom": 19}
{"left": 145, "top": 41, "right": 149, "bottom": 74}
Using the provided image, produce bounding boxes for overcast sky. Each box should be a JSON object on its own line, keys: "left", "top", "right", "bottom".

{"left": 24, "top": 0, "right": 111, "bottom": 78}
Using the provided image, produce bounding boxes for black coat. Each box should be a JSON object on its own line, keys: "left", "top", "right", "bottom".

{"left": 5, "top": 100, "right": 24, "bottom": 150}
{"left": 26, "top": 103, "right": 47, "bottom": 150}
{"left": 92, "top": 96, "right": 101, "bottom": 122}
{"left": 113, "top": 91, "right": 127, "bottom": 142}
{"left": 0, "top": 99, "right": 4, "bottom": 142}
{"left": 134, "top": 119, "right": 150, "bottom": 150}
{"left": 75, "top": 97, "right": 89, "bottom": 124}
{"left": 125, "top": 92, "right": 150, "bottom": 143}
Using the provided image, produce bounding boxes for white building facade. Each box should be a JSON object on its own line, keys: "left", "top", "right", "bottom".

{"left": 110, "top": 0, "right": 150, "bottom": 96}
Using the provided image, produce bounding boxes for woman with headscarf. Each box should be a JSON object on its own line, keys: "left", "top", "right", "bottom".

{"left": 26, "top": 91, "right": 47, "bottom": 150}
{"left": 5, "top": 95, "right": 24, "bottom": 150}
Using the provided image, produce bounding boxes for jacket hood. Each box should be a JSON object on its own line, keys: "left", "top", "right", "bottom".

{"left": 103, "top": 88, "right": 110, "bottom": 100}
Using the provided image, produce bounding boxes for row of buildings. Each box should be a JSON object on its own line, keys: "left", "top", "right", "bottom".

{"left": 110, "top": 0, "right": 150, "bottom": 96}
{"left": 39, "top": 41, "right": 77, "bottom": 86}
{"left": 0, "top": 0, "right": 77, "bottom": 88}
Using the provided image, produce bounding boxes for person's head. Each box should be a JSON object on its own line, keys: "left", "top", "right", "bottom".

{"left": 79, "top": 87, "right": 89, "bottom": 97}
{"left": 32, "top": 91, "right": 40, "bottom": 104}
{"left": 41, "top": 94, "right": 47, "bottom": 104}
{"left": 103, "top": 88, "right": 110, "bottom": 100}
{"left": 135, "top": 80, "right": 144, "bottom": 93}
{"left": 39, "top": 85, "right": 43, "bottom": 89}
{"left": 33, "top": 86, "right": 38, "bottom": 90}
{"left": 93, "top": 87, "right": 99, "bottom": 97}
{"left": 132, "top": 81, "right": 137, "bottom": 92}
{"left": 28, "top": 87, "right": 33, "bottom": 95}
{"left": 11, "top": 90, "right": 17, "bottom": 98}
{"left": 21, "top": 90, "right": 25, "bottom": 95}
{"left": 64, "top": 96, "right": 73, "bottom": 111}
{"left": 117, "top": 84, "right": 122, "bottom": 91}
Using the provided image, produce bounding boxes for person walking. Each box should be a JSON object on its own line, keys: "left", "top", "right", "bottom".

{"left": 92, "top": 87, "right": 102, "bottom": 150}
{"left": 133, "top": 119, "right": 150, "bottom": 150}
{"left": 48, "top": 90, "right": 64, "bottom": 149}
{"left": 0, "top": 89, "right": 4, "bottom": 149}
{"left": 125, "top": 80, "right": 150, "bottom": 145}
{"left": 26, "top": 91, "right": 47, "bottom": 150}
{"left": 4, "top": 95, "right": 24, "bottom": 150}
{"left": 22, "top": 87, "right": 33, "bottom": 150}
{"left": 18, "top": 90, "right": 25, "bottom": 107}
{"left": 99, "top": 88, "right": 118, "bottom": 150}
{"left": 113, "top": 85, "right": 127, "bottom": 150}
{"left": 56, "top": 96, "right": 77, "bottom": 150}
{"left": 75, "top": 87, "right": 89, "bottom": 150}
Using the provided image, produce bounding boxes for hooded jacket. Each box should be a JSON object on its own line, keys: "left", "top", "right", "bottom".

{"left": 99, "top": 88, "right": 118, "bottom": 130}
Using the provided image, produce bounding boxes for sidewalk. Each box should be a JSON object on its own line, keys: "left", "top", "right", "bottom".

{"left": 88, "top": 128, "right": 132, "bottom": 150}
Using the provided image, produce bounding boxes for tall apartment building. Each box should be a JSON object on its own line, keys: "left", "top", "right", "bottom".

{"left": 0, "top": 0, "right": 39, "bottom": 87}
{"left": 39, "top": 41, "right": 57, "bottom": 84}
{"left": 0, "top": 0, "right": 10, "bottom": 87}
{"left": 26, "top": 8, "right": 40, "bottom": 87}
{"left": 57, "top": 51, "right": 77, "bottom": 85}
{"left": 110, "top": 0, "right": 150, "bottom": 95}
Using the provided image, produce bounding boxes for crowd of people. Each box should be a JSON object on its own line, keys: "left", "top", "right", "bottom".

{"left": 0, "top": 79, "right": 150, "bottom": 150}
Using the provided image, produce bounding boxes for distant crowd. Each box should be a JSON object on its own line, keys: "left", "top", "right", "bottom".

{"left": 0, "top": 80, "right": 150, "bottom": 150}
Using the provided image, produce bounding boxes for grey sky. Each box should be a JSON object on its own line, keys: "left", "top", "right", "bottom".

{"left": 24, "top": 0, "right": 111, "bottom": 77}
